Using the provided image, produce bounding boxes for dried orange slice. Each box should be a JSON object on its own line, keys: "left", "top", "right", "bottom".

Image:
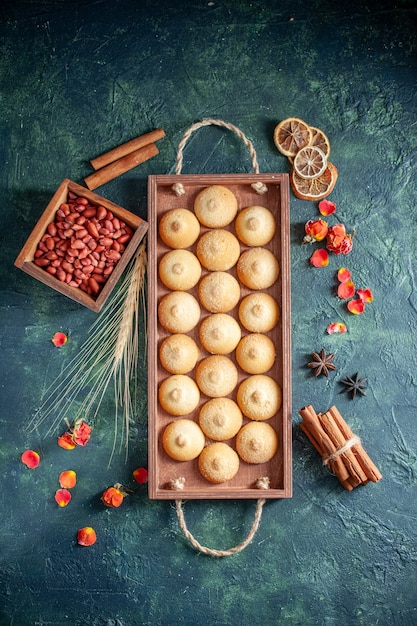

{"left": 293, "top": 145, "right": 327, "bottom": 179}
{"left": 310, "top": 126, "right": 331, "bottom": 159}
{"left": 273, "top": 117, "right": 312, "bottom": 157}
{"left": 290, "top": 162, "right": 338, "bottom": 201}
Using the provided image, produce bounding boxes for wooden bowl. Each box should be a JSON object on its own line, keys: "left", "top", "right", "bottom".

{"left": 14, "top": 179, "right": 148, "bottom": 312}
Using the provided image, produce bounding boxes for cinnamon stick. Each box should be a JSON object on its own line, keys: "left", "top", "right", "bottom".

{"left": 318, "top": 409, "right": 368, "bottom": 487}
{"left": 84, "top": 142, "right": 159, "bottom": 190}
{"left": 298, "top": 405, "right": 351, "bottom": 484}
{"left": 327, "top": 406, "right": 382, "bottom": 483}
{"left": 90, "top": 128, "right": 165, "bottom": 170}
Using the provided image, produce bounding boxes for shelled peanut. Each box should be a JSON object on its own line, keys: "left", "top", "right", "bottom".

{"left": 33, "top": 191, "right": 133, "bottom": 297}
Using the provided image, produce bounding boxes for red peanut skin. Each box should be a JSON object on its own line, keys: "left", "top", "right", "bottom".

{"left": 33, "top": 194, "right": 133, "bottom": 297}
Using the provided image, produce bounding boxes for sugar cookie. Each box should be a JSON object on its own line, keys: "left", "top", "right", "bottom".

{"left": 158, "top": 291, "right": 201, "bottom": 333}
{"left": 237, "top": 375, "right": 282, "bottom": 421}
{"left": 195, "top": 355, "right": 238, "bottom": 398}
{"left": 198, "top": 442, "right": 240, "bottom": 483}
{"left": 198, "top": 271, "right": 241, "bottom": 313}
{"left": 196, "top": 229, "right": 240, "bottom": 271}
{"left": 159, "top": 334, "right": 200, "bottom": 374}
{"left": 236, "top": 422, "right": 278, "bottom": 464}
{"left": 158, "top": 208, "right": 200, "bottom": 249}
{"left": 199, "top": 313, "right": 241, "bottom": 354}
{"left": 235, "top": 333, "right": 276, "bottom": 374}
{"left": 237, "top": 247, "right": 279, "bottom": 290}
{"left": 158, "top": 249, "right": 201, "bottom": 291}
{"left": 194, "top": 185, "right": 238, "bottom": 228}
{"left": 158, "top": 374, "right": 200, "bottom": 416}
{"left": 162, "top": 419, "right": 205, "bottom": 461}
{"left": 235, "top": 205, "right": 276, "bottom": 246}
{"left": 198, "top": 398, "right": 243, "bottom": 441}
{"left": 238, "top": 293, "right": 280, "bottom": 332}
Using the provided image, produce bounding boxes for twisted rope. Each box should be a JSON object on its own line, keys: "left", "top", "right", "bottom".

{"left": 172, "top": 118, "right": 268, "bottom": 196}
{"left": 170, "top": 476, "right": 269, "bottom": 557}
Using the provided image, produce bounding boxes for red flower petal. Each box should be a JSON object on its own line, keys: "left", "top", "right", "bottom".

{"left": 133, "top": 467, "right": 148, "bottom": 484}
{"left": 327, "top": 322, "right": 347, "bottom": 335}
{"left": 318, "top": 199, "right": 337, "bottom": 216}
{"left": 58, "top": 433, "right": 76, "bottom": 450}
{"left": 72, "top": 421, "right": 92, "bottom": 446}
{"left": 304, "top": 218, "right": 328, "bottom": 242}
{"left": 337, "top": 267, "right": 351, "bottom": 283}
{"left": 310, "top": 249, "right": 329, "bottom": 267}
{"left": 77, "top": 527, "right": 97, "bottom": 546}
{"left": 21, "top": 450, "right": 40, "bottom": 468}
{"left": 357, "top": 288, "right": 373, "bottom": 303}
{"left": 101, "top": 487, "right": 125, "bottom": 508}
{"left": 337, "top": 280, "right": 355, "bottom": 300}
{"left": 55, "top": 488, "right": 72, "bottom": 507}
{"left": 52, "top": 332, "right": 67, "bottom": 347}
{"left": 59, "top": 470, "right": 77, "bottom": 489}
{"left": 347, "top": 298, "right": 365, "bottom": 314}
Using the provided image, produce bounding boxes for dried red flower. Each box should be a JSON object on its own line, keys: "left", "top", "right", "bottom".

{"left": 72, "top": 421, "right": 92, "bottom": 446}
{"left": 58, "top": 420, "right": 92, "bottom": 449}
{"left": 327, "top": 322, "right": 347, "bottom": 335}
{"left": 326, "top": 224, "right": 353, "bottom": 255}
{"left": 347, "top": 298, "right": 366, "bottom": 314}
{"left": 133, "top": 467, "right": 148, "bottom": 484}
{"left": 310, "top": 249, "right": 329, "bottom": 267}
{"left": 318, "top": 199, "right": 337, "bottom": 216}
{"left": 59, "top": 470, "right": 77, "bottom": 489}
{"left": 21, "top": 449, "right": 40, "bottom": 468}
{"left": 101, "top": 486, "right": 126, "bottom": 508}
{"left": 52, "top": 332, "right": 67, "bottom": 347}
{"left": 304, "top": 218, "right": 329, "bottom": 243}
{"left": 57, "top": 432, "right": 76, "bottom": 450}
{"left": 77, "top": 527, "right": 97, "bottom": 546}
{"left": 55, "top": 488, "right": 72, "bottom": 507}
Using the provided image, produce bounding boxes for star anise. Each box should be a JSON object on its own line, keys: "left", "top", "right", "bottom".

{"left": 339, "top": 372, "right": 367, "bottom": 399}
{"left": 307, "top": 349, "right": 337, "bottom": 377}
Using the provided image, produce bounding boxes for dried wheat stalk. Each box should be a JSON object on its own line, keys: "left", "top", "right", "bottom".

{"left": 28, "top": 237, "right": 147, "bottom": 463}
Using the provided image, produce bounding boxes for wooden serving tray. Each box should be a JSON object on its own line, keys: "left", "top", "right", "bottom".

{"left": 148, "top": 173, "right": 292, "bottom": 499}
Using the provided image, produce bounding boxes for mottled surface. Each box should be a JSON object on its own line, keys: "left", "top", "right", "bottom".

{"left": 1, "top": 1, "right": 417, "bottom": 625}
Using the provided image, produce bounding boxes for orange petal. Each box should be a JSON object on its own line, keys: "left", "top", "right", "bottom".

{"left": 21, "top": 449, "right": 40, "bottom": 468}
{"left": 133, "top": 467, "right": 148, "bottom": 484}
{"left": 59, "top": 470, "right": 77, "bottom": 489}
{"left": 337, "top": 267, "right": 351, "bottom": 283}
{"left": 347, "top": 298, "right": 365, "bottom": 314}
{"left": 337, "top": 280, "right": 355, "bottom": 300}
{"left": 318, "top": 199, "right": 337, "bottom": 216}
{"left": 357, "top": 288, "right": 373, "bottom": 303}
{"left": 101, "top": 487, "right": 124, "bottom": 508}
{"left": 58, "top": 433, "right": 76, "bottom": 450}
{"left": 52, "top": 332, "right": 67, "bottom": 347}
{"left": 55, "top": 488, "right": 72, "bottom": 507}
{"left": 77, "top": 527, "right": 97, "bottom": 546}
{"left": 327, "top": 322, "right": 347, "bottom": 335}
{"left": 310, "top": 249, "right": 329, "bottom": 267}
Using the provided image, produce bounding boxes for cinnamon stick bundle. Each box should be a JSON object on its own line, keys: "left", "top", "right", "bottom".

{"left": 299, "top": 405, "right": 382, "bottom": 491}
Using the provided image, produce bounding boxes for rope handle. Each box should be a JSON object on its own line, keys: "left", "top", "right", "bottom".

{"left": 171, "top": 476, "right": 270, "bottom": 557}
{"left": 172, "top": 118, "right": 268, "bottom": 196}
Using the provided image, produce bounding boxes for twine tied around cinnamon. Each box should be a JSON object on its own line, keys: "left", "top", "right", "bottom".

{"left": 322, "top": 435, "right": 361, "bottom": 466}
{"left": 171, "top": 118, "right": 268, "bottom": 197}
{"left": 169, "top": 476, "right": 270, "bottom": 557}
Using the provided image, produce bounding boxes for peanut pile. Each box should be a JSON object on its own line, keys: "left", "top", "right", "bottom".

{"left": 33, "top": 192, "right": 133, "bottom": 297}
